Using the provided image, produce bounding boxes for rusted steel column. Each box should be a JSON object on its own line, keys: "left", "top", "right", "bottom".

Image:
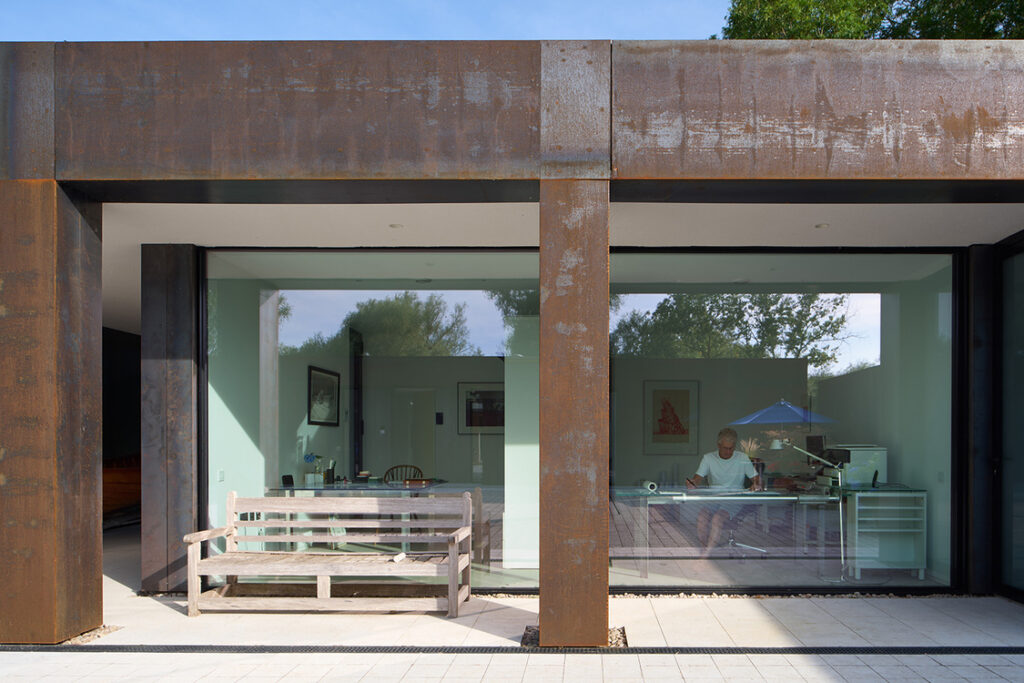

{"left": 0, "top": 43, "right": 55, "bottom": 180}
{"left": 0, "top": 180, "right": 102, "bottom": 644}
{"left": 538, "top": 40, "right": 611, "bottom": 648}
{"left": 141, "top": 244, "right": 199, "bottom": 593}
{"left": 539, "top": 179, "right": 610, "bottom": 647}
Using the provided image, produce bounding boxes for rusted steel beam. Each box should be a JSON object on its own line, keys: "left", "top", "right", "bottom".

{"left": 613, "top": 40, "right": 1024, "bottom": 180}
{"left": 541, "top": 41, "right": 611, "bottom": 179}
{"left": 0, "top": 43, "right": 55, "bottom": 179}
{"left": 55, "top": 41, "right": 541, "bottom": 181}
{"left": 140, "top": 244, "right": 198, "bottom": 593}
{"left": 539, "top": 179, "right": 610, "bottom": 647}
{"left": 0, "top": 180, "right": 102, "bottom": 644}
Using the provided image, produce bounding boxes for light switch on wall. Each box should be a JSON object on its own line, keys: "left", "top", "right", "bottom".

{"left": 218, "top": 469, "right": 225, "bottom": 482}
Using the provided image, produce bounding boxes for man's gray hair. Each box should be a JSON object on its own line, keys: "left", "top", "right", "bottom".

{"left": 717, "top": 427, "right": 738, "bottom": 445}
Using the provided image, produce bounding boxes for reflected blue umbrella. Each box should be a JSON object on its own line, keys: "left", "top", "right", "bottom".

{"left": 729, "top": 399, "right": 835, "bottom": 426}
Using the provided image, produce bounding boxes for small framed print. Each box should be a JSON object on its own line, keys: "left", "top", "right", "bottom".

{"left": 644, "top": 380, "right": 699, "bottom": 455}
{"left": 457, "top": 382, "right": 504, "bottom": 435}
{"left": 307, "top": 365, "right": 340, "bottom": 427}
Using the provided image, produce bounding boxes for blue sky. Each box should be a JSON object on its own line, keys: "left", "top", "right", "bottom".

{"left": 1, "top": 1, "right": 733, "bottom": 41}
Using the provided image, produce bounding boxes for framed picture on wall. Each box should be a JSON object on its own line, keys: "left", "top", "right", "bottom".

{"left": 307, "top": 365, "right": 340, "bottom": 426}
{"left": 644, "top": 380, "right": 699, "bottom": 455}
{"left": 458, "top": 382, "right": 504, "bottom": 435}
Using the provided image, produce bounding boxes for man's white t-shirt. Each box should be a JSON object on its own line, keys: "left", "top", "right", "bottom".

{"left": 695, "top": 451, "right": 756, "bottom": 489}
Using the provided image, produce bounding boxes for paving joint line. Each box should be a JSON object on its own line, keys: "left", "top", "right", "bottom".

{"left": 3, "top": 645, "right": 1024, "bottom": 655}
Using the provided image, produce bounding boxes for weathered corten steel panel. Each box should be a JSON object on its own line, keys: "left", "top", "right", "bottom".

{"left": 613, "top": 40, "right": 1024, "bottom": 180}
{"left": 140, "top": 244, "right": 198, "bottom": 593}
{"left": 0, "top": 43, "right": 55, "bottom": 179}
{"left": 541, "top": 41, "right": 611, "bottom": 179}
{"left": 0, "top": 180, "right": 102, "bottom": 643}
{"left": 54, "top": 188, "right": 103, "bottom": 639}
{"left": 55, "top": 41, "right": 541, "bottom": 181}
{"left": 539, "top": 180, "right": 609, "bottom": 647}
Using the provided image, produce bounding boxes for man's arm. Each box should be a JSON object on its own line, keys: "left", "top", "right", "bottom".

{"left": 748, "top": 474, "right": 762, "bottom": 491}
{"left": 687, "top": 474, "right": 706, "bottom": 489}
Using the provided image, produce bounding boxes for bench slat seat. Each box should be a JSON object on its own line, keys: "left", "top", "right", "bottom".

{"left": 197, "top": 551, "right": 451, "bottom": 576}
{"left": 184, "top": 491, "right": 472, "bottom": 617}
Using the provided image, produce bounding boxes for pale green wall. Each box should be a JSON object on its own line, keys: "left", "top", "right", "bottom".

{"left": 278, "top": 350, "right": 350, "bottom": 484}
{"left": 359, "top": 355, "right": 506, "bottom": 483}
{"left": 818, "top": 267, "right": 953, "bottom": 584}
{"left": 503, "top": 316, "right": 540, "bottom": 568}
{"left": 207, "top": 279, "right": 265, "bottom": 530}
{"left": 611, "top": 357, "right": 808, "bottom": 488}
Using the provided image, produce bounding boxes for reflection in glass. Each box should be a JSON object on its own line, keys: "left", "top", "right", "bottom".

{"left": 205, "top": 251, "right": 539, "bottom": 588}
{"left": 609, "top": 253, "right": 952, "bottom": 590}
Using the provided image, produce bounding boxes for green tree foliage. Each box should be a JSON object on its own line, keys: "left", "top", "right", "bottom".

{"left": 720, "top": 0, "right": 1024, "bottom": 39}
{"left": 337, "top": 291, "right": 479, "bottom": 357}
{"left": 879, "top": 0, "right": 1024, "bottom": 38}
{"left": 720, "top": 0, "right": 891, "bottom": 38}
{"left": 612, "top": 293, "right": 850, "bottom": 370}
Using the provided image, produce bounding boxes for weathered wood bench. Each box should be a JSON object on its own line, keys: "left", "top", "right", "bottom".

{"left": 184, "top": 491, "right": 472, "bottom": 617}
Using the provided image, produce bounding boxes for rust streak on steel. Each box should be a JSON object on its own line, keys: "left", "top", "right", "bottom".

{"left": 539, "top": 179, "right": 609, "bottom": 647}
{"left": 613, "top": 40, "right": 1024, "bottom": 180}
{"left": 541, "top": 40, "right": 611, "bottom": 179}
{"left": 0, "top": 180, "right": 102, "bottom": 643}
{"left": 55, "top": 41, "right": 541, "bottom": 181}
{"left": 0, "top": 43, "right": 55, "bottom": 180}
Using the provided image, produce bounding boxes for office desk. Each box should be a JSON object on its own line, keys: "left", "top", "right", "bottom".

{"left": 613, "top": 487, "right": 839, "bottom": 577}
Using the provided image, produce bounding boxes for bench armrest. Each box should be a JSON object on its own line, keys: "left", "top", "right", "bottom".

{"left": 448, "top": 526, "right": 472, "bottom": 544}
{"left": 183, "top": 527, "right": 233, "bottom": 545}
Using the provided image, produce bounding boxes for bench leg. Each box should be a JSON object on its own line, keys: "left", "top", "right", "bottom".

{"left": 448, "top": 541, "right": 459, "bottom": 618}
{"left": 462, "top": 538, "right": 472, "bottom": 602}
{"left": 186, "top": 543, "right": 200, "bottom": 617}
{"left": 317, "top": 575, "right": 331, "bottom": 600}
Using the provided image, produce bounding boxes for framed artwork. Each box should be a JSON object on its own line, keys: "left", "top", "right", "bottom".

{"left": 644, "top": 380, "right": 699, "bottom": 455}
{"left": 307, "top": 365, "right": 340, "bottom": 426}
{"left": 457, "top": 382, "right": 504, "bottom": 435}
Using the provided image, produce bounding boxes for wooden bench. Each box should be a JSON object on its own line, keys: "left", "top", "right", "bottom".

{"left": 184, "top": 491, "right": 472, "bottom": 617}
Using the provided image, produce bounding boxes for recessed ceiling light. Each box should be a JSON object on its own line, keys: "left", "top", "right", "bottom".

{"left": 814, "top": 223, "right": 830, "bottom": 230}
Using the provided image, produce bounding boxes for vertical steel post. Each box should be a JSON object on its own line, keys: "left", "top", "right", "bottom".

{"left": 0, "top": 180, "right": 102, "bottom": 643}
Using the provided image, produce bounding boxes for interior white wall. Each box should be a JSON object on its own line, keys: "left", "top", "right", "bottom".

{"left": 611, "top": 357, "right": 808, "bottom": 488}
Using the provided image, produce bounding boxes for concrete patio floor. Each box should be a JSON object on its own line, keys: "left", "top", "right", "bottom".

{"left": 2, "top": 525, "right": 1024, "bottom": 681}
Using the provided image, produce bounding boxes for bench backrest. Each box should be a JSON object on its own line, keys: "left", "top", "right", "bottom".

{"left": 223, "top": 491, "right": 472, "bottom": 551}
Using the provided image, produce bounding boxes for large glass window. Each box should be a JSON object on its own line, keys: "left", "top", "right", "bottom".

{"left": 206, "top": 250, "right": 540, "bottom": 588}
{"left": 609, "top": 252, "right": 953, "bottom": 589}
{"left": 1003, "top": 252, "right": 1024, "bottom": 593}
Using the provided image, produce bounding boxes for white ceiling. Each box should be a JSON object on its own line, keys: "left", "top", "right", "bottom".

{"left": 102, "top": 201, "right": 1024, "bottom": 333}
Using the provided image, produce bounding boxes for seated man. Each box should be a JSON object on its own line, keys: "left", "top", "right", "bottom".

{"left": 686, "top": 427, "right": 761, "bottom": 559}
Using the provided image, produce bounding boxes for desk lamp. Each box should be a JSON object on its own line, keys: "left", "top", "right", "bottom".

{"left": 770, "top": 438, "right": 852, "bottom": 582}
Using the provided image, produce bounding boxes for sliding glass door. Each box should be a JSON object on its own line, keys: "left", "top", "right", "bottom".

{"left": 1002, "top": 250, "right": 1024, "bottom": 595}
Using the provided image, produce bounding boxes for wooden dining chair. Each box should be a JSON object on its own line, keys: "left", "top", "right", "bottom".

{"left": 383, "top": 464, "right": 424, "bottom": 484}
